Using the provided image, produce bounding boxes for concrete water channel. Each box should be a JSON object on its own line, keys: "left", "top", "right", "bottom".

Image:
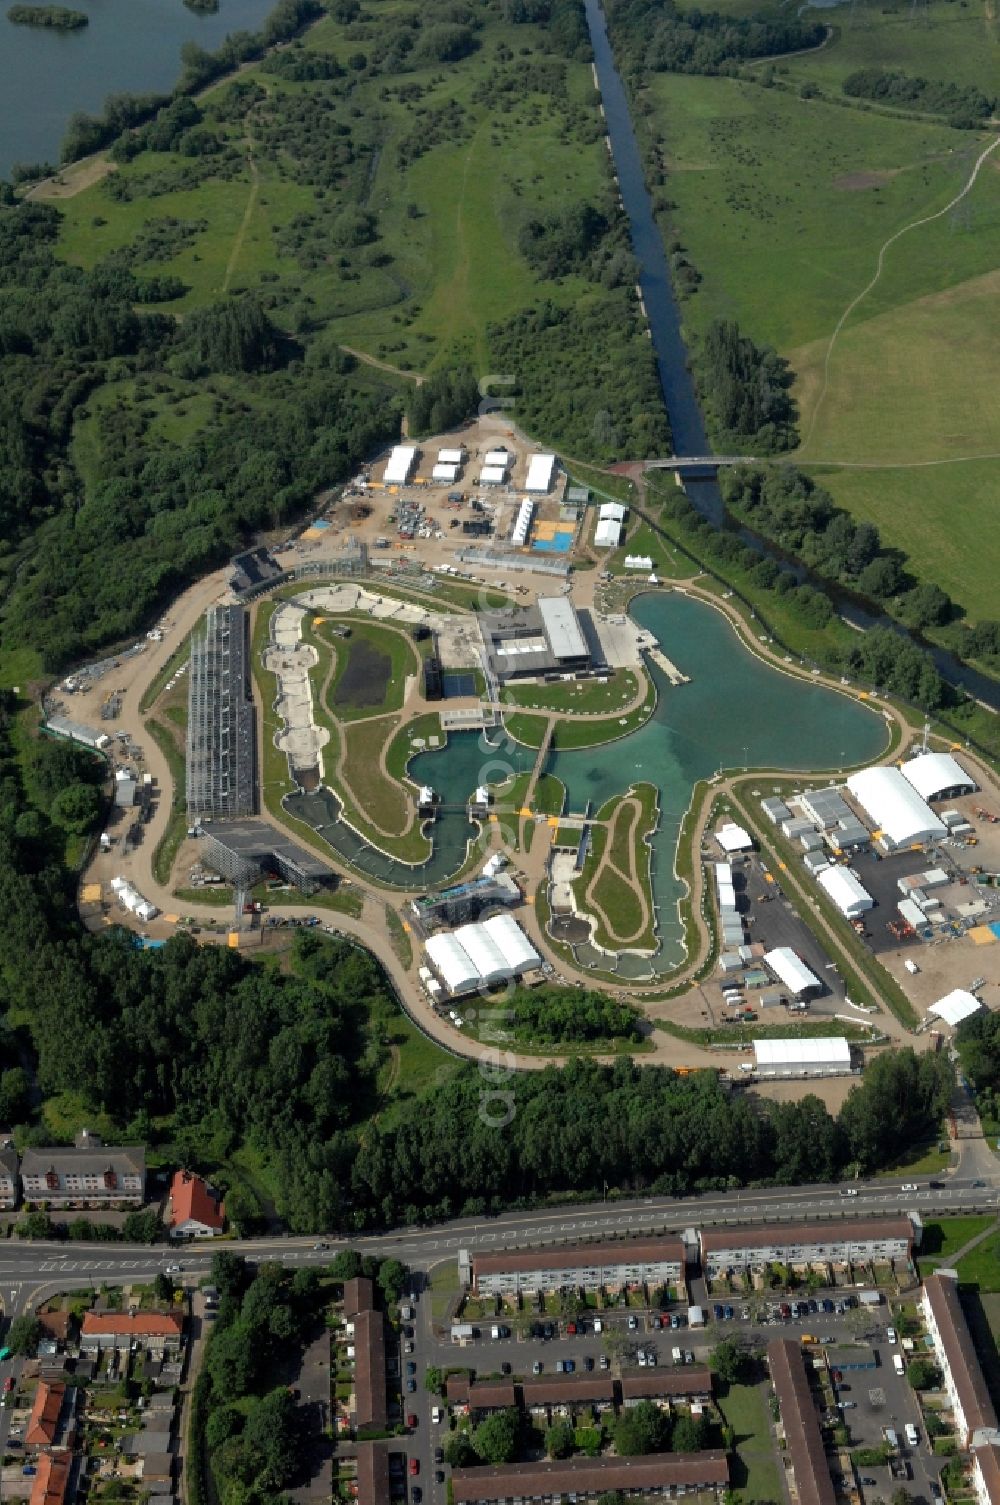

{"left": 283, "top": 592, "right": 889, "bottom": 975}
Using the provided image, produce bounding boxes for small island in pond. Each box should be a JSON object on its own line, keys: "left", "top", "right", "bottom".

{"left": 7, "top": 2, "right": 88, "bottom": 24}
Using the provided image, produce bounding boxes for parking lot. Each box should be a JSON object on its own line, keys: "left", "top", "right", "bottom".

{"left": 397, "top": 1278, "right": 947, "bottom": 1505}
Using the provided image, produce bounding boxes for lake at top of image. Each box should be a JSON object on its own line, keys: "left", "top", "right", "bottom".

{"left": 0, "top": 0, "right": 279, "bottom": 177}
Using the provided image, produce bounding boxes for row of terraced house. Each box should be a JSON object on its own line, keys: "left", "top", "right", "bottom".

{"left": 468, "top": 1218, "right": 918, "bottom": 1298}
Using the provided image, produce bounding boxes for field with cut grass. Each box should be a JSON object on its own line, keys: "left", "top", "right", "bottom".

{"left": 632, "top": 4, "right": 1000, "bottom": 622}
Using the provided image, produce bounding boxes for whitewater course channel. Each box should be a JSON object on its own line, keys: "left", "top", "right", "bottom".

{"left": 287, "top": 0, "right": 994, "bottom": 976}
{"left": 286, "top": 595, "right": 888, "bottom": 977}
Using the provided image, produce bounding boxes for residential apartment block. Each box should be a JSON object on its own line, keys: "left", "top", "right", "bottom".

{"left": 620, "top": 1366, "right": 713, "bottom": 1408}
{"left": 452, "top": 1451, "right": 730, "bottom": 1504}
{"left": 700, "top": 1218, "right": 914, "bottom": 1279}
{"left": 21, "top": 1134, "right": 145, "bottom": 1208}
{"left": 768, "top": 1339, "right": 837, "bottom": 1505}
{"left": 922, "top": 1271, "right": 997, "bottom": 1446}
{"left": 0, "top": 1143, "right": 18, "bottom": 1209}
{"left": 80, "top": 1313, "right": 183, "bottom": 1354}
{"left": 973, "top": 1440, "right": 1000, "bottom": 1505}
{"left": 471, "top": 1237, "right": 686, "bottom": 1298}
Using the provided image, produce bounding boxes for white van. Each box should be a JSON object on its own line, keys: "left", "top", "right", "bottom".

{"left": 893, "top": 1355, "right": 905, "bottom": 1376}
{"left": 905, "top": 1424, "right": 919, "bottom": 1447}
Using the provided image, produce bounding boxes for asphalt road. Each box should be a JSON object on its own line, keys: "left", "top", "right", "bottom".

{"left": 0, "top": 1169, "right": 993, "bottom": 1318}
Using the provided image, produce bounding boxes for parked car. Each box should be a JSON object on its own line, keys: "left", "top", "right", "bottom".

{"left": 409, "top": 1460, "right": 419, "bottom": 1477}
{"left": 585, "top": 1357, "right": 594, "bottom": 1371}
{"left": 406, "top": 1362, "right": 416, "bottom": 1375}
{"left": 565, "top": 1359, "right": 575, "bottom": 1373}
{"left": 406, "top": 1379, "right": 416, "bottom": 1393}
{"left": 533, "top": 1361, "right": 543, "bottom": 1375}
{"left": 434, "top": 1449, "right": 444, "bottom": 1465}
{"left": 599, "top": 1355, "right": 610, "bottom": 1370}
{"left": 840, "top": 1188, "right": 858, "bottom": 1198}
{"left": 724, "top": 1306, "right": 734, "bottom": 1321}
{"left": 628, "top": 1315, "right": 638, "bottom": 1331}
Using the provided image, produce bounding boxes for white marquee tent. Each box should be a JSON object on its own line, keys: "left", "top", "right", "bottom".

{"left": 899, "top": 752, "right": 975, "bottom": 803}
{"left": 846, "top": 766, "right": 946, "bottom": 849}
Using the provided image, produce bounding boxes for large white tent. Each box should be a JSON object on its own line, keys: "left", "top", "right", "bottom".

{"left": 899, "top": 752, "right": 975, "bottom": 803}
{"left": 383, "top": 445, "right": 417, "bottom": 485}
{"left": 424, "top": 916, "right": 540, "bottom": 997}
{"left": 753, "top": 1037, "right": 851, "bottom": 1076}
{"left": 764, "top": 946, "right": 821, "bottom": 996}
{"left": 928, "top": 989, "right": 982, "bottom": 1027}
{"left": 525, "top": 453, "right": 557, "bottom": 493}
{"left": 817, "top": 865, "right": 873, "bottom": 918}
{"left": 594, "top": 517, "right": 621, "bottom": 549}
{"left": 846, "top": 766, "right": 946, "bottom": 849}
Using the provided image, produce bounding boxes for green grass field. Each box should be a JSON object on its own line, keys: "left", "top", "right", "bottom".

{"left": 637, "top": 19, "right": 1000, "bottom": 622}
{"left": 806, "top": 460, "right": 1000, "bottom": 621}
{"left": 503, "top": 670, "right": 640, "bottom": 715}
{"left": 955, "top": 1229, "right": 1000, "bottom": 1293}
{"left": 919, "top": 1217, "right": 995, "bottom": 1263}
{"left": 717, "top": 1380, "right": 783, "bottom": 1503}
{"left": 55, "top": 7, "right": 617, "bottom": 376}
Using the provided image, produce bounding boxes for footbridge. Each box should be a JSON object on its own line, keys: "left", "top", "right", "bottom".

{"left": 644, "top": 455, "right": 755, "bottom": 471}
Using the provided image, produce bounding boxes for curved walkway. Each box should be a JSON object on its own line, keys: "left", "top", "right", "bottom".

{"left": 800, "top": 133, "right": 1000, "bottom": 453}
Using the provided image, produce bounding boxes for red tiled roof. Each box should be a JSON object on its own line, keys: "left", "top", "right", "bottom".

{"left": 473, "top": 1236, "right": 685, "bottom": 1279}
{"left": 976, "top": 1444, "right": 1000, "bottom": 1505}
{"left": 452, "top": 1450, "right": 729, "bottom": 1503}
{"left": 81, "top": 1312, "right": 182, "bottom": 1338}
{"left": 37, "top": 1311, "right": 69, "bottom": 1343}
{"left": 924, "top": 1272, "right": 997, "bottom": 1439}
{"left": 29, "top": 1453, "right": 71, "bottom": 1505}
{"left": 168, "top": 1170, "right": 225, "bottom": 1231}
{"left": 356, "top": 1441, "right": 390, "bottom": 1505}
{"left": 26, "top": 1381, "right": 65, "bottom": 1447}
{"left": 701, "top": 1218, "right": 913, "bottom": 1254}
{"left": 343, "top": 1277, "right": 374, "bottom": 1319}
{"left": 768, "top": 1339, "right": 837, "bottom": 1505}
{"left": 620, "top": 1365, "right": 713, "bottom": 1400}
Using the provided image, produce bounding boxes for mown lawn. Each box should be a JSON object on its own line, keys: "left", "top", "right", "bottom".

{"left": 919, "top": 1217, "right": 995, "bottom": 1264}
{"left": 716, "top": 1379, "right": 782, "bottom": 1503}
{"left": 503, "top": 670, "right": 640, "bottom": 716}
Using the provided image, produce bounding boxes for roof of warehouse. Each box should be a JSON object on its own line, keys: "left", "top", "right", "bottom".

{"left": 473, "top": 1237, "right": 685, "bottom": 1277}
{"left": 482, "top": 913, "right": 539, "bottom": 971}
{"left": 424, "top": 931, "right": 480, "bottom": 993}
{"left": 537, "top": 596, "right": 588, "bottom": 659}
{"left": 702, "top": 1218, "right": 913, "bottom": 1253}
{"left": 525, "top": 453, "right": 556, "bottom": 490}
{"left": 900, "top": 751, "right": 975, "bottom": 801}
{"left": 764, "top": 946, "right": 821, "bottom": 994}
{"left": 928, "top": 989, "right": 982, "bottom": 1027}
{"left": 768, "top": 1339, "right": 837, "bottom": 1505}
{"left": 754, "top": 1037, "right": 851, "bottom": 1067}
{"left": 594, "top": 518, "right": 621, "bottom": 547}
{"left": 452, "top": 1451, "right": 729, "bottom": 1504}
{"left": 846, "top": 766, "right": 946, "bottom": 846}
{"left": 923, "top": 1272, "right": 997, "bottom": 1434}
{"left": 817, "top": 865, "right": 873, "bottom": 910}
{"left": 599, "top": 501, "right": 627, "bottom": 522}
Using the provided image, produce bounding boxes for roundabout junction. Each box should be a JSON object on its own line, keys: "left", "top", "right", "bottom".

{"left": 55, "top": 416, "right": 1000, "bottom": 1088}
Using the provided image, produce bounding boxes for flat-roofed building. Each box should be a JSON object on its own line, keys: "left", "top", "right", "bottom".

{"left": 383, "top": 445, "right": 417, "bottom": 485}
{"left": 479, "top": 597, "right": 594, "bottom": 681}
{"left": 846, "top": 766, "right": 946, "bottom": 850}
{"left": 752, "top": 1037, "right": 853, "bottom": 1079}
{"left": 922, "top": 1270, "right": 997, "bottom": 1446}
{"left": 452, "top": 1451, "right": 729, "bottom": 1503}
{"left": 620, "top": 1366, "right": 713, "bottom": 1407}
{"left": 186, "top": 604, "right": 256, "bottom": 819}
{"left": 525, "top": 453, "right": 557, "bottom": 493}
{"left": 768, "top": 1339, "right": 836, "bottom": 1505}
{"left": 764, "top": 946, "right": 821, "bottom": 997}
{"left": 472, "top": 1237, "right": 685, "bottom": 1298}
{"left": 700, "top": 1219, "right": 914, "bottom": 1279}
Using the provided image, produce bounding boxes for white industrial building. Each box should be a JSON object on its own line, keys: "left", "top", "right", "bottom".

{"left": 752, "top": 1037, "right": 852, "bottom": 1078}
{"left": 45, "top": 715, "right": 111, "bottom": 752}
{"left": 438, "top": 447, "right": 465, "bottom": 466}
{"left": 899, "top": 897, "right": 927, "bottom": 930}
{"left": 817, "top": 865, "right": 873, "bottom": 918}
{"left": 900, "top": 752, "right": 976, "bottom": 803}
{"left": 537, "top": 596, "right": 589, "bottom": 662}
{"left": 928, "top": 989, "right": 983, "bottom": 1028}
{"left": 424, "top": 914, "right": 540, "bottom": 997}
{"left": 433, "top": 462, "right": 461, "bottom": 484}
{"left": 717, "top": 822, "right": 753, "bottom": 853}
{"left": 483, "top": 448, "right": 510, "bottom": 470}
{"left": 524, "top": 453, "right": 557, "bottom": 493}
{"left": 764, "top": 946, "right": 821, "bottom": 997}
{"left": 479, "top": 464, "right": 507, "bottom": 486}
{"left": 593, "top": 501, "right": 626, "bottom": 550}
{"left": 846, "top": 766, "right": 946, "bottom": 850}
{"left": 383, "top": 444, "right": 417, "bottom": 485}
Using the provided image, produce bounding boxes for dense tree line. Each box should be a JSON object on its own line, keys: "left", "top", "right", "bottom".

{"left": 843, "top": 68, "right": 994, "bottom": 128}
{"left": 0, "top": 694, "right": 953, "bottom": 1232}
{"left": 605, "top": 0, "right": 824, "bottom": 76}
{"left": 695, "top": 320, "right": 797, "bottom": 451}
{"left": 509, "top": 984, "right": 643, "bottom": 1044}
{"left": 721, "top": 466, "right": 956, "bottom": 630}
{"left": 0, "top": 201, "right": 398, "bottom": 668}
{"left": 7, "top": 4, "right": 87, "bottom": 27}
{"left": 406, "top": 366, "right": 480, "bottom": 439}
{"left": 657, "top": 486, "right": 950, "bottom": 708}
{"left": 488, "top": 297, "right": 670, "bottom": 461}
